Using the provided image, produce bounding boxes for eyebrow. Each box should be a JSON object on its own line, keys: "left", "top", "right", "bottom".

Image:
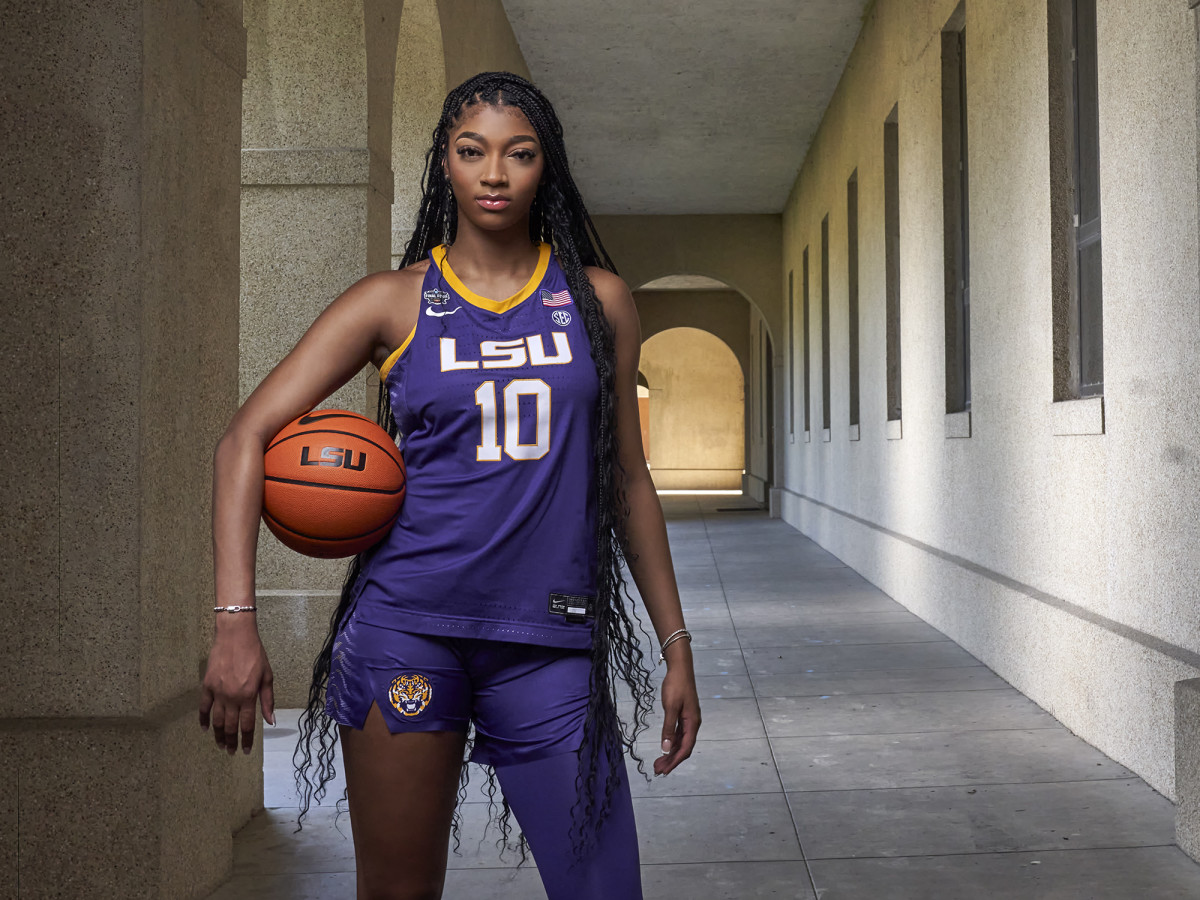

{"left": 454, "top": 131, "right": 539, "bottom": 146}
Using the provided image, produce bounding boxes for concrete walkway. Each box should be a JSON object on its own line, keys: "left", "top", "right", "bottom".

{"left": 207, "top": 496, "right": 1200, "bottom": 899}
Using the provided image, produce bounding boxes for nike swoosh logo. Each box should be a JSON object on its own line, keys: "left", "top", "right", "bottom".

{"left": 425, "top": 306, "right": 462, "bottom": 317}
{"left": 298, "top": 411, "right": 354, "bottom": 425}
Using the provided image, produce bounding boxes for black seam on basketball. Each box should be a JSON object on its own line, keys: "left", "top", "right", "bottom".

{"left": 297, "top": 411, "right": 371, "bottom": 426}
{"left": 263, "top": 509, "right": 397, "bottom": 543}
{"left": 266, "top": 430, "right": 405, "bottom": 473}
{"left": 264, "top": 475, "right": 405, "bottom": 495}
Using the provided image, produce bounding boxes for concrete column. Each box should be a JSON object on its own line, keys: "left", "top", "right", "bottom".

{"left": 1177, "top": 679, "right": 1200, "bottom": 860}
{"left": 0, "top": 1, "right": 254, "bottom": 896}
{"left": 240, "top": 0, "right": 400, "bottom": 705}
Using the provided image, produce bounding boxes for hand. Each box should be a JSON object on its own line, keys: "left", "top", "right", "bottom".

{"left": 199, "top": 621, "right": 275, "bottom": 756}
{"left": 654, "top": 649, "right": 701, "bottom": 776}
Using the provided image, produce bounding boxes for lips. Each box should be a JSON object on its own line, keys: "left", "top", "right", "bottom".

{"left": 477, "top": 196, "right": 511, "bottom": 211}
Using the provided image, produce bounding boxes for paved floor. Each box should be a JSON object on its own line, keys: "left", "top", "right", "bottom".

{"left": 207, "top": 496, "right": 1200, "bottom": 899}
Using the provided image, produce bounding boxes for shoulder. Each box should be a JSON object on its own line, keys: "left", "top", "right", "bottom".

{"left": 353, "top": 259, "right": 430, "bottom": 302}
{"left": 331, "top": 260, "right": 429, "bottom": 323}
{"left": 583, "top": 266, "right": 638, "bottom": 333}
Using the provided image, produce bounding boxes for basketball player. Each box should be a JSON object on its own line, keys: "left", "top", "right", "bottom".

{"left": 200, "top": 72, "right": 701, "bottom": 899}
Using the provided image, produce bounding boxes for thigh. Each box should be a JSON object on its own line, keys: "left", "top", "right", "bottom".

{"left": 495, "top": 745, "right": 643, "bottom": 900}
{"left": 340, "top": 705, "right": 466, "bottom": 900}
{"left": 467, "top": 641, "right": 592, "bottom": 767}
{"left": 329, "top": 618, "right": 473, "bottom": 899}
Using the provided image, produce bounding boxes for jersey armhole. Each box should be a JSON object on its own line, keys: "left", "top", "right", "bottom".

{"left": 379, "top": 321, "right": 417, "bottom": 381}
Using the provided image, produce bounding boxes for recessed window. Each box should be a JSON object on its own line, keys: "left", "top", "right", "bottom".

{"left": 884, "top": 105, "right": 902, "bottom": 423}
{"left": 821, "top": 215, "right": 832, "bottom": 432}
{"left": 788, "top": 270, "right": 796, "bottom": 437}
{"left": 847, "top": 171, "right": 860, "bottom": 430}
{"left": 942, "top": 3, "right": 971, "bottom": 414}
{"left": 803, "top": 247, "right": 812, "bottom": 434}
{"left": 1049, "top": 0, "right": 1103, "bottom": 399}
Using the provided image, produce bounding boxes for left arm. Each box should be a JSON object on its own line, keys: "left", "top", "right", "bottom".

{"left": 588, "top": 267, "right": 701, "bottom": 775}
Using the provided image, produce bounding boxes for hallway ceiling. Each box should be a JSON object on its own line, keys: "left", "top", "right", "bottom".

{"left": 500, "top": 0, "right": 871, "bottom": 214}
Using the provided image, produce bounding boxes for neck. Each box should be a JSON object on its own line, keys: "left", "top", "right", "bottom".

{"left": 444, "top": 221, "right": 541, "bottom": 280}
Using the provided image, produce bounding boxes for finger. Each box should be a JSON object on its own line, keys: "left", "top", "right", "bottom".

{"left": 199, "top": 685, "right": 213, "bottom": 731}
{"left": 210, "top": 701, "right": 227, "bottom": 750}
{"left": 660, "top": 719, "right": 687, "bottom": 775}
{"left": 654, "top": 709, "right": 682, "bottom": 775}
{"left": 672, "top": 714, "right": 700, "bottom": 768}
{"left": 261, "top": 678, "right": 276, "bottom": 727}
{"left": 239, "top": 703, "right": 256, "bottom": 755}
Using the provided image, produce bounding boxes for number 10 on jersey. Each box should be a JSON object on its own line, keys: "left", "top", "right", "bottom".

{"left": 474, "top": 378, "right": 551, "bottom": 461}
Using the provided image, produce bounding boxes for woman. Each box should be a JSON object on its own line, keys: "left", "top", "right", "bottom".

{"left": 200, "top": 71, "right": 700, "bottom": 899}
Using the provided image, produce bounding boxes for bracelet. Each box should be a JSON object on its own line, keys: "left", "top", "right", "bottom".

{"left": 658, "top": 628, "right": 692, "bottom": 664}
{"left": 213, "top": 605, "right": 258, "bottom": 614}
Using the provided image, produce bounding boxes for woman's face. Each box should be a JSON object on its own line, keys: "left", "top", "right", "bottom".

{"left": 444, "top": 102, "right": 545, "bottom": 234}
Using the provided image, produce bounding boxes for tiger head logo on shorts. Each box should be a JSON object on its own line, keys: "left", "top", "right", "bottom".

{"left": 389, "top": 672, "right": 433, "bottom": 717}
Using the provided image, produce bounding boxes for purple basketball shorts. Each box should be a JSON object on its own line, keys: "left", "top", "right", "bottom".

{"left": 324, "top": 603, "right": 592, "bottom": 767}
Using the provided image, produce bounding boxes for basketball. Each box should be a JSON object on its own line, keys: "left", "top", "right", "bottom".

{"left": 262, "top": 409, "right": 406, "bottom": 558}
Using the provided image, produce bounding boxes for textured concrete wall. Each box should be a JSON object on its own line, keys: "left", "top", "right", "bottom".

{"left": 392, "top": 0, "right": 446, "bottom": 263}
{"left": 779, "top": 0, "right": 1200, "bottom": 800}
{"left": 640, "top": 327, "right": 744, "bottom": 490}
{"left": 0, "top": 1, "right": 255, "bottom": 896}
{"left": 437, "top": 0, "right": 531, "bottom": 89}
{"left": 1177, "top": 679, "right": 1200, "bottom": 859}
{"left": 241, "top": 0, "right": 401, "bottom": 706}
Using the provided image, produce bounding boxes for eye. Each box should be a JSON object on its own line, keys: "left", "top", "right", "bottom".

{"left": 456, "top": 146, "right": 481, "bottom": 158}
{"left": 512, "top": 149, "right": 536, "bottom": 161}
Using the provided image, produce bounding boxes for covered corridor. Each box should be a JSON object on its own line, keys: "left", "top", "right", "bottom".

{"left": 207, "top": 498, "right": 1200, "bottom": 899}
{"left": 6, "top": 0, "right": 1200, "bottom": 896}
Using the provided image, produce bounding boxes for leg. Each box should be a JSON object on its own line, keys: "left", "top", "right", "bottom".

{"left": 494, "top": 746, "right": 643, "bottom": 900}
{"left": 339, "top": 702, "right": 466, "bottom": 900}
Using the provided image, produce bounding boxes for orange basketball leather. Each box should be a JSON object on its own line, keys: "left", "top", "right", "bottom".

{"left": 262, "top": 409, "right": 406, "bottom": 558}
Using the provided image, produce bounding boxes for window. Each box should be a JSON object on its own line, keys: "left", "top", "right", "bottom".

{"left": 788, "top": 270, "right": 796, "bottom": 436}
{"left": 847, "top": 171, "right": 860, "bottom": 429}
{"left": 1049, "top": 0, "right": 1103, "bottom": 399}
{"left": 803, "top": 248, "right": 812, "bottom": 434}
{"left": 821, "top": 215, "right": 831, "bottom": 432}
{"left": 884, "top": 106, "right": 902, "bottom": 422}
{"left": 942, "top": 5, "right": 971, "bottom": 414}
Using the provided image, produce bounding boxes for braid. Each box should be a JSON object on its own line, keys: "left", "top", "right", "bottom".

{"left": 290, "top": 72, "right": 655, "bottom": 862}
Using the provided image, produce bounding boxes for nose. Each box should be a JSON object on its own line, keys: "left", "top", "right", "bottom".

{"left": 481, "top": 152, "right": 507, "bottom": 186}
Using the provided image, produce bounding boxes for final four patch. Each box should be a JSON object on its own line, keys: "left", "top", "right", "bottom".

{"left": 423, "top": 288, "right": 451, "bottom": 305}
{"left": 389, "top": 672, "right": 432, "bottom": 717}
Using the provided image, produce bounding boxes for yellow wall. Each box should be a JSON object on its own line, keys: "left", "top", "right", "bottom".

{"left": 641, "top": 328, "right": 745, "bottom": 490}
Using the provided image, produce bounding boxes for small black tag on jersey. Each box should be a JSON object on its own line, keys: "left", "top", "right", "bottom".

{"left": 549, "top": 592, "right": 594, "bottom": 624}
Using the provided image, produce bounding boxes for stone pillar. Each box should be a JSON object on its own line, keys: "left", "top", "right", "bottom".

{"left": 0, "top": 2, "right": 254, "bottom": 897}
{"left": 241, "top": 0, "right": 399, "bottom": 705}
{"left": 1176, "top": 678, "right": 1200, "bottom": 860}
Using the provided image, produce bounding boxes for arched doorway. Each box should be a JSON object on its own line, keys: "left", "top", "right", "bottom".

{"left": 639, "top": 327, "right": 744, "bottom": 490}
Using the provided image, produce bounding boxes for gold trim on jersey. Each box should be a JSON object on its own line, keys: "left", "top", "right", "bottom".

{"left": 379, "top": 323, "right": 417, "bottom": 381}
{"left": 431, "top": 242, "right": 551, "bottom": 313}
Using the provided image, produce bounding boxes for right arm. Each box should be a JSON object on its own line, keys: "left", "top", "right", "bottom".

{"left": 200, "top": 268, "right": 419, "bottom": 756}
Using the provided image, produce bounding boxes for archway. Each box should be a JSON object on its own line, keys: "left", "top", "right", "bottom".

{"left": 639, "top": 327, "right": 744, "bottom": 490}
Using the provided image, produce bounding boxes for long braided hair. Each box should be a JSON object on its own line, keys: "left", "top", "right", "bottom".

{"left": 290, "top": 71, "right": 656, "bottom": 859}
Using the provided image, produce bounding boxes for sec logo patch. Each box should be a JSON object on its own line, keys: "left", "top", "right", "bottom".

{"left": 551, "top": 309, "right": 571, "bottom": 326}
{"left": 389, "top": 672, "right": 433, "bottom": 717}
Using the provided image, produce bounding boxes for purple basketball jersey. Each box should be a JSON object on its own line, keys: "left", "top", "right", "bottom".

{"left": 352, "top": 242, "right": 600, "bottom": 649}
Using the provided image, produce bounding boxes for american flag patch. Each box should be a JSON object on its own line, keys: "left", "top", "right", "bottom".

{"left": 541, "top": 288, "right": 573, "bottom": 307}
